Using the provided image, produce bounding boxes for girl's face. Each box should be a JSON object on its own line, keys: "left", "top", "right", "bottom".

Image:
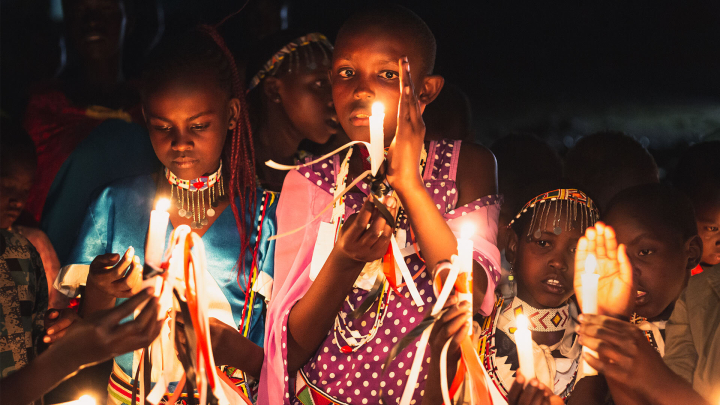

{"left": 144, "top": 72, "right": 239, "bottom": 179}
{"left": 509, "top": 203, "right": 583, "bottom": 309}
{"left": 273, "top": 49, "right": 338, "bottom": 144}
{"left": 330, "top": 27, "right": 426, "bottom": 145}
{"left": 0, "top": 163, "right": 34, "bottom": 229}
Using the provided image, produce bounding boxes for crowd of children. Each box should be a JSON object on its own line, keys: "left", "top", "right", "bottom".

{"left": 1, "top": 3, "right": 718, "bottom": 405}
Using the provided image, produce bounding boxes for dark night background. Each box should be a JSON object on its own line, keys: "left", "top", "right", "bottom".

{"left": 2, "top": 0, "right": 720, "bottom": 174}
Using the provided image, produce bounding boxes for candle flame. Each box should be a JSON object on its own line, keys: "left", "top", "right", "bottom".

{"left": 585, "top": 253, "right": 597, "bottom": 274}
{"left": 372, "top": 101, "right": 385, "bottom": 116}
{"left": 516, "top": 314, "right": 529, "bottom": 331}
{"left": 460, "top": 223, "right": 475, "bottom": 240}
{"left": 78, "top": 395, "right": 96, "bottom": 405}
{"left": 156, "top": 198, "right": 171, "bottom": 212}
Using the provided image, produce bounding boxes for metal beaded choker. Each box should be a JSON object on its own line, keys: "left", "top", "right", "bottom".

{"left": 165, "top": 162, "right": 226, "bottom": 229}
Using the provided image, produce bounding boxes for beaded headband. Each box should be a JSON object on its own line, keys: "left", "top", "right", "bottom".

{"left": 247, "top": 33, "right": 333, "bottom": 92}
{"left": 509, "top": 188, "right": 599, "bottom": 238}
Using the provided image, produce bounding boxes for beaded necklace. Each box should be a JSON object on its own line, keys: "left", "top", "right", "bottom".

{"left": 165, "top": 163, "right": 226, "bottom": 229}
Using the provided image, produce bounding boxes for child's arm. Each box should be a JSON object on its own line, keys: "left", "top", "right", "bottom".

{"left": 422, "top": 293, "right": 470, "bottom": 405}
{"left": 286, "top": 197, "right": 399, "bottom": 375}
{"left": 662, "top": 288, "right": 698, "bottom": 384}
{"left": 0, "top": 290, "right": 162, "bottom": 405}
{"left": 578, "top": 314, "right": 711, "bottom": 405}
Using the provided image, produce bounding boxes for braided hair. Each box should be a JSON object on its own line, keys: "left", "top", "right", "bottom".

{"left": 141, "top": 26, "right": 256, "bottom": 269}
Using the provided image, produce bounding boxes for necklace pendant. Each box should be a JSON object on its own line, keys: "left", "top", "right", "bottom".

{"left": 178, "top": 208, "right": 187, "bottom": 217}
{"left": 191, "top": 221, "right": 200, "bottom": 229}
{"left": 200, "top": 218, "right": 209, "bottom": 226}
{"left": 207, "top": 208, "right": 216, "bottom": 217}
{"left": 184, "top": 211, "right": 193, "bottom": 219}
{"left": 175, "top": 199, "right": 183, "bottom": 209}
{"left": 340, "top": 345, "right": 352, "bottom": 354}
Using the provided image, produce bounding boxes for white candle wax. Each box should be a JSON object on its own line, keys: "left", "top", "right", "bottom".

{"left": 581, "top": 253, "right": 600, "bottom": 375}
{"left": 146, "top": 198, "right": 170, "bottom": 269}
{"left": 515, "top": 314, "right": 536, "bottom": 381}
{"left": 457, "top": 223, "right": 474, "bottom": 335}
{"left": 369, "top": 101, "right": 385, "bottom": 176}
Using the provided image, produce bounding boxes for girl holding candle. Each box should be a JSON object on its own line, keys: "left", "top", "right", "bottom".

{"left": 56, "top": 27, "right": 278, "bottom": 404}
{"left": 436, "top": 184, "right": 599, "bottom": 403}
{"left": 260, "top": 5, "right": 502, "bottom": 405}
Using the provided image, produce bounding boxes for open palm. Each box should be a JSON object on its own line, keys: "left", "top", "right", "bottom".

{"left": 574, "top": 222, "right": 634, "bottom": 317}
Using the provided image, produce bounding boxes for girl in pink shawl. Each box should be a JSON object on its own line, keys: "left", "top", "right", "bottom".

{"left": 260, "top": 6, "right": 501, "bottom": 404}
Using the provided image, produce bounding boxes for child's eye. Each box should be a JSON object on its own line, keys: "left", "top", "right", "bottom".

{"left": 379, "top": 71, "right": 399, "bottom": 80}
{"left": 337, "top": 68, "right": 354, "bottom": 78}
{"left": 705, "top": 226, "right": 719, "bottom": 232}
{"left": 191, "top": 124, "right": 209, "bottom": 131}
{"left": 638, "top": 249, "right": 654, "bottom": 256}
{"left": 536, "top": 240, "right": 550, "bottom": 248}
{"left": 152, "top": 125, "right": 171, "bottom": 132}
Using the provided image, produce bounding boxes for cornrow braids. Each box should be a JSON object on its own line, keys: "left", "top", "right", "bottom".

{"left": 141, "top": 26, "right": 257, "bottom": 273}
{"left": 198, "top": 24, "right": 257, "bottom": 274}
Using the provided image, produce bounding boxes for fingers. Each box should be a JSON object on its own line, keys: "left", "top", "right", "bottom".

{"left": 585, "top": 227, "right": 597, "bottom": 257}
{"left": 433, "top": 301, "right": 471, "bottom": 342}
{"left": 617, "top": 244, "right": 634, "bottom": 286}
{"left": 574, "top": 236, "right": 588, "bottom": 277}
{"left": 114, "top": 296, "right": 162, "bottom": 350}
{"left": 583, "top": 351, "right": 624, "bottom": 380}
{"left": 345, "top": 199, "right": 375, "bottom": 240}
{"left": 603, "top": 225, "right": 618, "bottom": 261}
{"left": 44, "top": 310, "right": 79, "bottom": 343}
{"left": 398, "top": 57, "right": 422, "bottom": 131}
{"left": 595, "top": 223, "right": 607, "bottom": 260}
{"left": 506, "top": 372, "right": 525, "bottom": 404}
{"left": 102, "top": 289, "right": 153, "bottom": 326}
{"left": 110, "top": 247, "right": 136, "bottom": 277}
{"left": 111, "top": 256, "right": 143, "bottom": 297}
{"left": 517, "top": 379, "right": 549, "bottom": 405}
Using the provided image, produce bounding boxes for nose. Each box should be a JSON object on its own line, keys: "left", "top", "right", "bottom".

{"left": 548, "top": 249, "right": 569, "bottom": 272}
{"left": 353, "top": 75, "right": 374, "bottom": 101}
{"left": 170, "top": 128, "right": 194, "bottom": 152}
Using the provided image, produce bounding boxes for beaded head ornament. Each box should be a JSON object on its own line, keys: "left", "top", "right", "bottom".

{"left": 509, "top": 188, "right": 600, "bottom": 239}
{"left": 247, "top": 33, "right": 333, "bottom": 92}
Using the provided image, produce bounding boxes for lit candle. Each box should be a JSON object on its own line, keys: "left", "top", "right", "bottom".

{"left": 369, "top": 101, "right": 385, "bottom": 176}
{"left": 581, "top": 253, "right": 599, "bottom": 375}
{"left": 457, "top": 223, "right": 474, "bottom": 335}
{"left": 515, "top": 314, "right": 536, "bottom": 381}
{"left": 146, "top": 198, "right": 170, "bottom": 269}
{"left": 55, "top": 395, "right": 97, "bottom": 405}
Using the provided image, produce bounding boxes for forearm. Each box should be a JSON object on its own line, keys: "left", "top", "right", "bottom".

{"left": 396, "top": 180, "right": 457, "bottom": 270}
{"left": 286, "top": 250, "right": 364, "bottom": 374}
{"left": 80, "top": 279, "right": 116, "bottom": 318}
{"left": 421, "top": 352, "right": 460, "bottom": 405}
{"left": 567, "top": 376, "right": 608, "bottom": 405}
{"left": 0, "top": 341, "right": 82, "bottom": 405}
{"left": 216, "top": 333, "right": 264, "bottom": 379}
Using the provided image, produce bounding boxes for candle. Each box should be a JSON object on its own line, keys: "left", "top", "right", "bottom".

{"left": 581, "top": 253, "right": 599, "bottom": 375}
{"left": 515, "top": 314, "right": 536, "bottom": 381}
{"left": 54, "top": 395, "right": 97, "bottom": 405}
{"left": 146, "top": 198, "right": 170, "bottom": 269}
{"left": 369, "top": 101, "right": 385, "bottom": 176}
{"left": 457, "top": 223, "right": 474, "bottom": 335}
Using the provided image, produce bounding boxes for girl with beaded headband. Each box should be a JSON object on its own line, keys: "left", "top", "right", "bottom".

{"left": 55, "top": 26, "right": 278, "bottom": 404}
{"left": 427, "top": 184, "right": 599, "bottom": 404}
{"left": 245, "top": 32, "right": 341, "bottom": 191}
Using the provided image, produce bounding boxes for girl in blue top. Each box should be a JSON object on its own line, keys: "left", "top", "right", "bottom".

{"left": 58, "top": 26, "right": 277, "bottom": 404}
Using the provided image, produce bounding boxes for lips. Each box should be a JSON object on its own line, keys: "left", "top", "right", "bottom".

{"left": 172, "top": 157, "right": 199, "bottom": 168}
{"left": 541, "top": 276, "right": 566, "bottom": 295}
{"left": 635, "top": 290, "right": 650, "bottom": 306}
{"left": 349, "top": 108, "right": 372, "bottom": 127}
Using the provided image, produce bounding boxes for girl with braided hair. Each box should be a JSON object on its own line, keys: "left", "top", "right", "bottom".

{"left": 55, "top": 26, "right": 277, "bottom": 404}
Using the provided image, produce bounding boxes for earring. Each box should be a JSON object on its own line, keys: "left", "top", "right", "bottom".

{"left": 273, "top": 95, "right": 281, "bottom": 103}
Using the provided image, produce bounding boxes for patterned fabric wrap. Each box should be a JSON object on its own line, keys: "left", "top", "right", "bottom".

{"left": 247, "top": 33, "right": 333, "bottom": 92}
{"left": 63, "top": 175, "right": 277, "bottom": 404}
{"left": 0, "top": 230, "right": 48, "bottom": 379}
{"left": 478, "top": 297, "right": 581, "bottom": 401}
{"left": 630, "top": 313, "right": 666, "bottom": 356}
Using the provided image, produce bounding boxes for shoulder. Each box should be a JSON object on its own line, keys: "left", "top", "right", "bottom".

{"left": 89, "top": 174, "right": 156, "bottom": 208}
{"left": 684, "top": 267, "right": 720, "bottom": 306}
{"left": 456, "top": 141, "right": 498, "bottom": 206}
{"left": 0, "top": 229, "right": 42, "bottom": 265}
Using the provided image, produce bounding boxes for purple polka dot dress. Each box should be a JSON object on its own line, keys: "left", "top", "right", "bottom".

{"left": 262, "top": 140, "right": 502, "bottom": 405}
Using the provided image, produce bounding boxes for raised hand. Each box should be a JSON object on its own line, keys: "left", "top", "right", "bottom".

{"left": 507, "top": 372, "right": 564, "bottom": 405}
{"left": 87, "top": 247, "right": 143, "bottom": 299}
{"left": 332, "top": 195, "right": 398, "bottom": 265}
{"left": 386, "top": 56, "right": 425, "bottom": 191}
{"left": 574, "top": 222, "right": 634, "bottom": 317}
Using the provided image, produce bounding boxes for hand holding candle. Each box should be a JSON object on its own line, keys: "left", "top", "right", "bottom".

{"left": 514, "top": 314, "right": 536, "bottom": 382}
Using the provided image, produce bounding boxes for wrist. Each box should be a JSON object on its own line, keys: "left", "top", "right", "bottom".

{"left": 393, "top": 176, "right": 425, "bottom": 199}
